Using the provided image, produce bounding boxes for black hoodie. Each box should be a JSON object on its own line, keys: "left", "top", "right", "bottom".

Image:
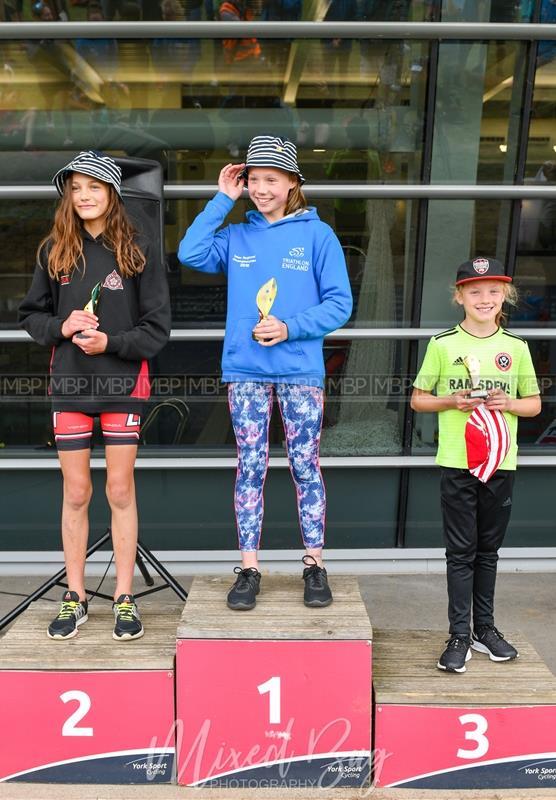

{"left": 19, "top": 229, "right": 171, "bottom": 414}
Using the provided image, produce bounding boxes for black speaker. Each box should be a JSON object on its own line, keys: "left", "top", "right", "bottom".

{"left": 113, "top": 156, "right": 165, "bottom": 267}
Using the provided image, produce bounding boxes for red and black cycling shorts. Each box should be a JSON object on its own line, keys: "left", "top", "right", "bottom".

{"left": 52, "top": 412, "right": 141, "bottom": 451}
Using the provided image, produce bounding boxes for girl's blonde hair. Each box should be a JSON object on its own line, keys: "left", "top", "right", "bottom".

{"left": 452, "top": 281, "right": 518, "bottom": 327}
{"left": 38, "top": 180, "right": 146, "bottom": 280}
{"left": 284, "top": 177, "right": 307, "bottom": 216}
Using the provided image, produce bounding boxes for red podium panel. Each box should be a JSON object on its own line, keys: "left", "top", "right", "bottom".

{"left": 176, "top": 639, "right": 372, "bottom": 788}
{"left": 0, "top": 670, "right": 175, "bottom": 783}
{"left": 372, "top": 629, "right": 556, "bottom": 791}
{"left": 375, "top": 704, "right": 556, "bottom": 789}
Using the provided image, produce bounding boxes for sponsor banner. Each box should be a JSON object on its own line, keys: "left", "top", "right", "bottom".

{"left": 176, "top": 640, "right": 371, "bottom": 787}
{"left": 0, "top": 671, "right": 175, "bottom": 783}
{"left": 193, "top": 755, "right": 371, "bottom": 788}
{"left": 375, "top": 704, "right": 556, "bottom": 788}
{"left": 7, "top": 751, "right": 174, "bottom": 784}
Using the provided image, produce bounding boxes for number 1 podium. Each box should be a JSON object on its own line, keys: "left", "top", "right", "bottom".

{"left": 175, "top": 575, "right": 373, "bottom": 789}
{"left": 0, "top": 602, "right": 180, "bottom": 783}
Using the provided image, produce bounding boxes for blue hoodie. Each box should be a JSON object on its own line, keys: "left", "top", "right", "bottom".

{"left": 178, "top": 191, "right": 353, "bottom": 387}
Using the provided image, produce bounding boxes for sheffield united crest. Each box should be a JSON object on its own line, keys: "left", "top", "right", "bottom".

{"left": 472, "top": 258, "right": 490, "bottom": 275}
{"left": 495, "top": 352, "right": 512, "bottom": 371}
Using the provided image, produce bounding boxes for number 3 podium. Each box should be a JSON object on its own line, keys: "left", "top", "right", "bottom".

{"left": 1, "top": 576, "right": 556, "bottom": 792}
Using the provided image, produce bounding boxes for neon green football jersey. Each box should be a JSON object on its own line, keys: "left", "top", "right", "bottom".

{"left": 413, "top": 325, "right": 539, "bottom": 470}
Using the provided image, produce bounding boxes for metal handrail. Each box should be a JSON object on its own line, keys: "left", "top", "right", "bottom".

{"left": 2, "top": 328, "right": 556, "bottom": 342}
{"left": 1, "top": 184, "right": 556, "bottom": 200}
{"left": 1, "top": 21, "right": 556, "bottom": 40}
{"left": 0, "top": 454, "right": 553, "bottom": 469}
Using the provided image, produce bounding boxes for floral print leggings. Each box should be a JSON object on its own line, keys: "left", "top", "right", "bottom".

{"left": 228, "top": 382, "right": 326, "bottom": 551}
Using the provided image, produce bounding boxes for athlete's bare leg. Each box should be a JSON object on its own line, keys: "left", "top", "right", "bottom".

{"left": 105, "top": 444, "right": 138, "bottom": 600}
{"left": 58, "top": 448, "right": 93, "bottom": 601}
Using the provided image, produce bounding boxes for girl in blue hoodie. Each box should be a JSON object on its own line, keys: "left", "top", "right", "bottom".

{"left": 178, "top": 135, "right": 353, "bottom": 610}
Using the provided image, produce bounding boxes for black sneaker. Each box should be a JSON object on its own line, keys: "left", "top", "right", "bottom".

{"left": 437, "top": 635, "right": 472, "bottom": 673}
{"left": 47, "top": 590, "right": 88, "bottom": 640}
{"left": 227, "top": 567, "right": 261, "bottom": 610}
{"left": 112, "top": 594, "right": 144, "bottom": 641}
{"left": 471, "top": 625, "right": 518, "bottom": 661}
{"left": 302, "top": 555, "right": 333, "bottom": 608}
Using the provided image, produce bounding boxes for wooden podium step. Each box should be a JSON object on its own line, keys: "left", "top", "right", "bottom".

{"left": 0, "top": 601, "right": 181, "bottom": 784}
{"left": 176, "top": 575, "right": 373, "bottom": 789}
{"left": 373, "top": 629, "right": 556, "bottom": 790}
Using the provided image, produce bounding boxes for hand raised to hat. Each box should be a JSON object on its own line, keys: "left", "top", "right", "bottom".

{"left": 218, "top": 163, "right": 246, "bottom": 201}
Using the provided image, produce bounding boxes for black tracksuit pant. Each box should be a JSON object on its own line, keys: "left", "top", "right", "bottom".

{"left": 440, "top": 467, "right": 515, "bottom": 637}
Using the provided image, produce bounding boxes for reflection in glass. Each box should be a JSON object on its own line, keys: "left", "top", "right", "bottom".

{"left": 405, "top": 467, "right": 556, "bottom": 548}
{"left": 3, "top": 198, "right": 418, "bottom": 328}
{"left": 411, "top": 337, "right": 548, "bottom": 455}
{"left": 0, "top": 36, "right": 428, "bottom": 185}
{"left": 168, "top": 196, "right": 419, "bottom": 328}
{"left": 524, "top": 18, "right": 556, "bottom": 241}
{"left": 0, "top": 0, "right": 439, "bottom": 23}
{"left": 420, "top": 36, "right": 527, "bottom": 326}
{"left": 420, "top": 200, "right": 513, "bottom": 328}
{"left": 0, "top": 339, "right": 409, "bottom": 454}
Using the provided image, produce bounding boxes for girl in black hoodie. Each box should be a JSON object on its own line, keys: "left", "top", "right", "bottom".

{"left": 19, "top": 150, "right": 171, "bottom": 642}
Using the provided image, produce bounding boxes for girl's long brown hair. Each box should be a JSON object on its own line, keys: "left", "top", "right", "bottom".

{"left": 284, "top": 177, "right": 307, "bottom": 217}
{"left": 38, "top": 179, "right": 146, "bottom": 280}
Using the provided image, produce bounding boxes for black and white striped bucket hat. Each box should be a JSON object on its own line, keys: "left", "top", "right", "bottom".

{"left": 243, "top": 136, "right": 305, "bottom": 184}
{"left": 52, "top": 150, "right": 122, "bottom": 197}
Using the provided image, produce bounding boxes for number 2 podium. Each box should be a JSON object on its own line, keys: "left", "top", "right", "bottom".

{"left": 0, "top": 602, "right": 179, "bottom": 783}
{"left": 373, "top": 629, "right": 556, "bottom": 790}
{"left": 175, "top": 575, "right": 373, "bottom": 789}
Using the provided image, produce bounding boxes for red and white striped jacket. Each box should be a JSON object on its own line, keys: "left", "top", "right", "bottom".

{"left": 465, "top": 404, "right": 511, "bottom": 483}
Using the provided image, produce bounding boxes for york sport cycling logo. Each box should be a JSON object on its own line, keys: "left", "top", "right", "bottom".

{"left": 289, "top": 247, "right": 305, "bottom": 257}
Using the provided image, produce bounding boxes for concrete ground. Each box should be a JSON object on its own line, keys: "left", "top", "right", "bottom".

{"left": 0, "top": 572, "right": 554, "bottom": 800}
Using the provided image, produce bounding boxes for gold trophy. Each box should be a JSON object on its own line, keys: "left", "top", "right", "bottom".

{"left": 463, "top": 354, "right": 489, "bottom": 400}
{"left": 252, "top": 277, "right": 277, "bottom": 343}
{"left": 76, "top": 281, "right": 102, "bottom": 339}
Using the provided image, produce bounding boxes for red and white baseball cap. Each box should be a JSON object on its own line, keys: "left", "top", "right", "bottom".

{"left": 456, "top": 257, "right": 512, "bottom": 286}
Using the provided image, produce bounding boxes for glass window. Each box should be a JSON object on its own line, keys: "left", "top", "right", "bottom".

{"left": 411, "top": 337, "right": 547, "bottom": 455}
{"left": 420, "top": 200, "right": 514, "bottom": 328}
{"left": 0, "top": 465, "right": 399, "bottom": 551}
{"left": 405, "top": 468, "right": 442, "bottom": 546}
{"left": 0, "top": 339, "right": 410, "bottom": 454}
{"left": 169, "top": 197, "right": 420, "bottom": 329}
{"left": 518, "top": 22, "right": 556, "bottom": 339}
{"left": 430, "top": 39, "right": 527, "bottom": 186}
{"left": 0, "top": 36, "right": 429, "bottom": 183}
{"left": 441, "top": 0, "right": 528, "bottom": 23}
{"left": 0, "top": 1, "right": 439, "bottom": 24}
{"left": 0, "top": 201, "right": 56, "bottom": 328}
{"left": 405, "top": 466, "right": 556, "bottom": 547}
{"left": 3, "top": 191, "right": 419, "bottom": 330}
{"left": 524, "top": 20, "right": 556, "bottom": 182}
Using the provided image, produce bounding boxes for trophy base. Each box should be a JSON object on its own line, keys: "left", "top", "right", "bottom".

{"left": 252, "top": 332, "right": 273, "bottom": 344}
{"left": 75, "top": 331, "right": 92, "bottom": 340}
{"left": 469, "top": 389, "right": 489, "bottom": 400}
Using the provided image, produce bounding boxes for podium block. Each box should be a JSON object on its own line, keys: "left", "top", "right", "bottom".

{"left": 373, "top": 629, "right": 556, "bottom": 790}
{"left": 0, "top": 602, "right": 179, "bottom": 783}
{"left": 176, "top": 575, "right": 372, "bottom": 789}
